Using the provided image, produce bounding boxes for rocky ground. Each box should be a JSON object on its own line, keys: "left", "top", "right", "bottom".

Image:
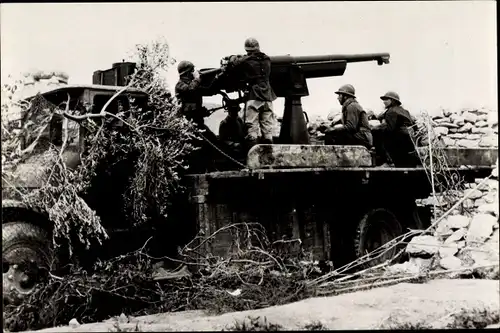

{"left": 25, "top": 279, "right": 499, "bottom": 332}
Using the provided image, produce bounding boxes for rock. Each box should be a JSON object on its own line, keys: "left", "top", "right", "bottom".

{"left": 439, "top": 242, "right": 459, "bottom": 258}
{"left": 483, "top": 191, "right": 497, "bottom": 204}
{"left": 441, "top": 137, "right": 456, "bottom": 146}
{"left": 487, "top": 112, "right": 498, "bottom": 127}
{"left": 438, "top": 122, "right": 459, "bottom": 129}
{"left": 434, "top": 126, "right": 449, "bottom": 136}
{"left": 445, "top": 215, "right": 470, "bottom": 229}
{"left": 492, "top": 167, "right": 498, "bottom": 179}
{"left": 466, "top": 214, "right": 496, "bottom": 244}
{"left": 462, "top": 199, "right": 475, "bottom": 209}
{"left": 119, "top": 313, "right": 128, "bottom": 324}
{"left": 434, "top": 117, "right": 450, "bottom": 124}
{"left": 474, "top": 178, "right": 498, "bottom": 191}
{"left": 406, "top": 235, "right": 440, "bottom": 256}
{"left": 439, "top": 256, "right": 462, "bottom": 270}
{"left": 457, "top": 139, "right": 478, "bottom": 148}
{"left": 477, "top": 203, "right": 498, "bottom": 217}
{"left": 465, "top": 189, "right": 483, "bottom": 200}
{"left": 463, "top": 112, "right": 478, "bottom": 124}
{"left": 474, "top": 198, "right": 487, "bottom": 207}
{"left": 448, "top": 133, "right": 467, "bottom": 139}
{"left": 450, "top": 114, "right": 465, "bottom": 126}
{"left": 479, "top": 135, "right": 498, "bottom": 147}
{"left": 471, "top": 126, "right": 493, "bottom": 135}
{"left": 456, "top": 123, "right": 473, "bottom": 133}
{"left": 475, "top": 120, "right": 488, "bottom": 128}
{"left": 467, "top": 134, "right": 481, "bottom": 140}
{"left": 457, "top": 240, "right": 466, "bottom": 249}
{"left": 444, "top": 228, "right": 466, "bottom": 244}
{"left": 442, "top": 109, "right": 453, "bottom": 117}
{"left": 69, "top": 318, "right": 80, "bottom": 327}
{"left": 476, "top": 114, "right": 488, "bottom": 122}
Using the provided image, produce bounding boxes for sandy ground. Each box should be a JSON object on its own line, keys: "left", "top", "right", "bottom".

{"left": 29, "top": 278, "right": 499, "bottom": 332}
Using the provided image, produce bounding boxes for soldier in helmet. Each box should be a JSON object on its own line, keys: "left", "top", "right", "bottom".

{"left": 175, "top": 60, "right": 208, "bottom": 125}
{"left": 226, "top": 37, "right": 277, "bottom": 147}
{"left": 377, "top": 91, "right": 418, "bottom": 167}
{"left": 219, "top": 100, "right": 246, "bottom": 159}
{"left": 326, "top": 84, "right": 373, "bottom": 149}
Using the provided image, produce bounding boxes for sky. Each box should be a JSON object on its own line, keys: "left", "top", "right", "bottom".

{"left": 1, "top": 1, "right": 497, "bottom": 120}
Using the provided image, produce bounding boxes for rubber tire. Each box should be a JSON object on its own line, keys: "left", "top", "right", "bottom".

{"left": 354, "top": 208, "right": 404, "bottom": 268}
{"left": 2, "top": 222, "right": 52, "bottom": 306}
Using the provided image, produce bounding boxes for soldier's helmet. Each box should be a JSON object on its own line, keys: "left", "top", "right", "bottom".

{"left": 244, "top": 38, "right": 260, "bottom": 52}
{"left": 335, "top": 84, "right": 356, "bottom": 98}
{"left": 380, "top": 91, "right": 401, "bottom": 105}
{"left": 177, "top": 60, "right": 195, "bottom": 76}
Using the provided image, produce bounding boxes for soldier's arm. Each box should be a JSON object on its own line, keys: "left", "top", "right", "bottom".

{"left": 383, "top": 110, "right": 398, "bottom": 132}
{"left": 176, "top": 78, "right": 202, "bottom": 97}
{"left": 228, "top": 55, "right": 248, "bottom": 67}
{"left": 343, "top": 105, "right": 360, "bottom": 133}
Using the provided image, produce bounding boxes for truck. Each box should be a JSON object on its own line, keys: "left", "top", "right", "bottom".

{"left": 2, "top": 55, "right": 497, "bottom": 306}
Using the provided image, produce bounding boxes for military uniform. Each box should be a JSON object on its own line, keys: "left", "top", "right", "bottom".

{"left": 378, "top": 92, "right": 418, "bottom": 167}
{"left": 175, "top": 76, "right": 204, "bottom": 125}
{"left": 219, "top": 112, "right": 245, "bottom": 158}
{"left": 228, "top": 38, "right": 277, "bottom": 144}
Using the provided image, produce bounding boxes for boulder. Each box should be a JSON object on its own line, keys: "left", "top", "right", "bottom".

{"left": 476, "top": 114, "right": 488, "bottom": 122}
{"left": 457, "top": 240, "right": 466, "bottom": 249}
{"left": 479, "top": 136, "right": 498, "bottom": 147}
{"left": 386, "top": 257, "right": 433, "bottom": 275}
{"left": 463, "top": 112, "right": 478, "bottom": 124}
{"left": 483, "top": 191, "right": 497, "bottom": 204}
{"left": 444, "top": 228, "right": 466, "bottom": 244}
{"left": 475, "top": 120, "right": 488, "bottom": 128}
{"left": 438, "top": 242, "right": 459, "bottom": 258}
{"left": 438, "top": 122, "right": 459, "bottom": 129}
{"left": 456, "top": 139, "right": 478, "bottom": 148}
{"left": 466, "top": 213, "right": 496, "bottom": 244}
{"left": 450, "top": 114, "right": 465, "bottom": 126}
{"left": 477, "top": 203, "right": 498, "bottom": 217}
{"left": 434, "top": 126, "right": 449, "bottom": 136}
{"left": 462, "top": 199, "right": 475, "bottom": 209}
{"left": 465, "top": 189, "right": 483, "bottom": 200}
{"left": 445, "top": 215, "right": 470, "bottom": 229}
{"left": 456, "top": 123, "right": 474, "bottom": 133}
{"left": 439, "top": 256, "right": 462, "bottom": 270}
{"left": 448, "top": 133, "right": 467, "bottom": 139}
{"left": 474, "top": 178, "right": 498, "bottom": 191}
{"left": 474, "top": 198, "right": 487, "bottom": 207}
{"left": 441, "top": 137, "right": 456, "bottom": 147}
{"left": 406, "top": 235, "right": 440, "bottom": 256}
{"left": 466, "top": 134, "right": 481, "bottom": 140}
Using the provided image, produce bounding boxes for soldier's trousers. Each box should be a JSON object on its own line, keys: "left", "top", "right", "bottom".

{"left": 245, "top": 100, "right": 274, "bottom": 141}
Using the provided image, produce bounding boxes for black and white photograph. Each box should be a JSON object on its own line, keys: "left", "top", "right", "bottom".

{"left": 1, "top": 1, "right": 498, "bottom": 331}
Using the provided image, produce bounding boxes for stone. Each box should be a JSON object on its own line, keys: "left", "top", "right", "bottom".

{"left": 445, "top": 215, "right": 470, "bottom": 229}
{"left": 456, "top": 139, "right": 478, "bottom": 148}
{"left": 434, "top": 117, "right": 450, "bottom": 124}
{"left": 474, "top": 198, "right": 487, "bottom": 207}
{"left": 462, "top": 199, "right": 475, "bottom": 209}
{"left": 466, "top": 213, "right": 496, "bottom": 244}
{"left": 450, "top": 114, "right": 465, "bottom": 126}
{"left": 441, "top": 137, "right": 456, "bottom": 147}
{"left": 466, "top": 134, "right": 481, "bottom": 140}
{"left": 438, "top": 122, "right": 459, "bottom": 129}
{"left": 465, "top": 189, "right": 483, "bottom": 200}
{"left": 406, "top": 235, "right": 440, "bottom": 256}
{"left": 434, "top": 126, "right": 449, "bottom": 136}
{"left": 456, "top": 123, "right": 473, "bottom": 133}
{"left": 487, "top": 112, "right": 498, "bottom": 127}
{"left": 448, "top": 133, "right": 467, "bottom": 139}
{"left": 471, "top": 126, "right": 493, "bottom": 135}
{"left": 477, "top": 203, "right": 498, "bottom": 217}
{"left": 445, "top": 228, "right": 466, "bottom": 244}
{"left": 483, "top": 191, "right": 497, "bottom": 204}
{"left": 439, "top": 242, "right": 459, "bottom": 258}
{"left": 492, "top": 167, "right": 498, "bottom": 178}
{"left": 474, "top": 178, "right": 499, "bottom": 191}
{"left": 463, "top": 112, "right": 478, "bottom": 124}
{"left": 457, "top": 240, "right": 466, "bottom": 249}
{"left": 119, "top": 313, "right": 128, "bottom": 324}
{"left": 479, "top": 136, "right": 498, "bottom": 147}
{"left": 439, "top": 256, "right": 462, "bottom": 270}
{"left": 475, "top": 120, "right": 488, "bottom": 128}
{"left": 69, "top": 318, "right": 80, "bottom": 327}
{"left": 476, "top": 114, "right": 488, "bottom": 122}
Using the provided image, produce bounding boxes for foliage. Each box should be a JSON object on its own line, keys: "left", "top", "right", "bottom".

{"left": 1, "top": 37, "right": 201, "bottom": 254}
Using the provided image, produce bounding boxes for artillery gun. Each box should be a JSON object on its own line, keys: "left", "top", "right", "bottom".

{"left": 1, "top": 53, "right": 497, "bottom": 307}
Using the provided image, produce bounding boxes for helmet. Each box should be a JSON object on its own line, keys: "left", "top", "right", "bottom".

{"left": 380, "top": 91, "right": 401, "bottom": 104}
{"left": 334, "top": 84, "right": 356, "bottom": 98}
{"left": 177, "top": 60, "right": 194, "bottom": 75}
{"left": 244, "top": 37, "right": 260, "bottom": 52}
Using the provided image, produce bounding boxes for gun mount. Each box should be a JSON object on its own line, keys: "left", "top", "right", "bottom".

{"left": 199, "top": 52, "right": 390, "bottom": 144}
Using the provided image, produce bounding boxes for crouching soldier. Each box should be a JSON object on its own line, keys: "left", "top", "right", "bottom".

{"left": 219, "top": 101, "right": 246, "bottom": 159}
{"left": 326, "top": 84, "right": 373, "bottom": 149}
{"left": 377, "top": 91, "right": 418, "bottom": 167}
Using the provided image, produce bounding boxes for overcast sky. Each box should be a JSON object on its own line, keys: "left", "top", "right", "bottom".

{"left": 1, "top": 1, "right": 497, "bottom": 118}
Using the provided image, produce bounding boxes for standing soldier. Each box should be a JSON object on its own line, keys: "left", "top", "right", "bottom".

{"left": 377, "top": 91, "right": 418, "bottom": 167}
{"left": 227, "top": 37, "right": 277, "bottom": 146}
{"left": 326, "top": 84, "right": 373, "bottom": 149}
{"left": 175, "top": 60, "right": 208, "bottom": 126}
{"left": 218, "top": 101, "right": 246, "bottom": 159}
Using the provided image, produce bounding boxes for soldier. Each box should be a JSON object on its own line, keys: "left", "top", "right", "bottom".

{"left": 219, "top": 101, "right": 246, "bottom": 158}
{"left": 326, "top": 84, "right": 373, "bottom": 149}
{"left": 377, "top": 91, "right": 418, "bottom": 167}
{"left": 175, "top": 60, "right": 208, "bottom": 126}
{"left": 226, "top": 37, "right": 277, "bottom": 146}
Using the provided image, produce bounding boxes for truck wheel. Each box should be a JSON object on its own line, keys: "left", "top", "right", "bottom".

{"left": 2, "top": 222, "right": 53, "bottom": 306}
{"left": 354, "top": 208, "right": 403, "bottom": 268}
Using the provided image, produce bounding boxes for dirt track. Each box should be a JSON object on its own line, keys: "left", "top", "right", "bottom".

{"left": 29, "top": 278, "right": 499, "bottom": 331}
